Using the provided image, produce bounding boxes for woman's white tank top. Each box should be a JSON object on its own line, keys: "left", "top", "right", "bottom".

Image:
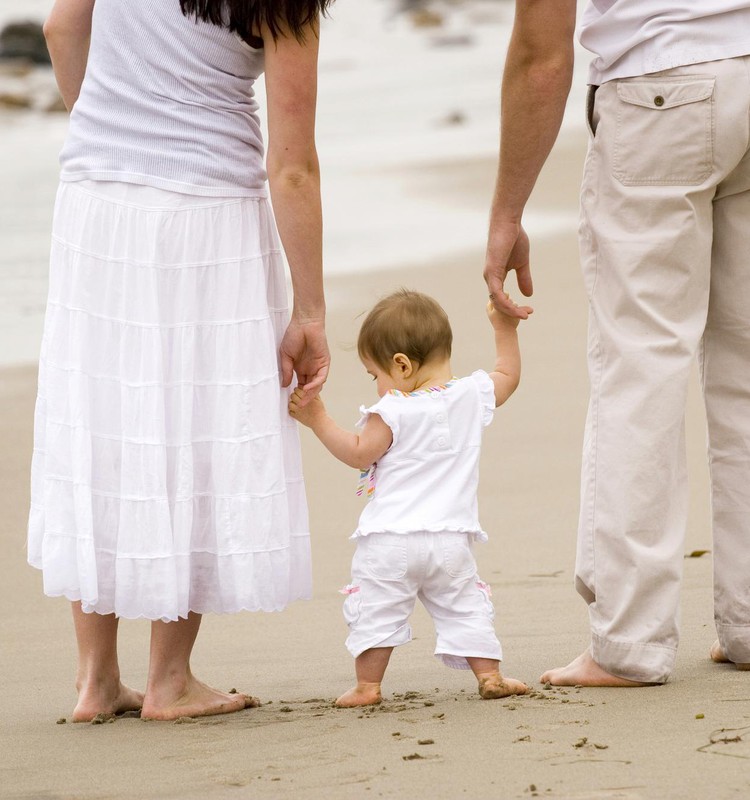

{"left": 580, "top": 1, "right": 750, "bottom": 85}
{"left": 60, "top": 0, "right": 267, "bottom": 197}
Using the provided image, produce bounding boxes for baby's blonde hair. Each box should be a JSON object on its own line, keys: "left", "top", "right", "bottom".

{"left": 357, "top": 289, "right": 453, "bottom": 371}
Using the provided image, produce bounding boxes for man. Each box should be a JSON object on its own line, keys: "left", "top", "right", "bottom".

{"left": 487, "top": 1, "right": 750, "bottom": 686}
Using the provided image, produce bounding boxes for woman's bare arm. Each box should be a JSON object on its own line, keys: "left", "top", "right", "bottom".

{"left": 264, "top": 21, "right": 329, "bottom": 402}
{"left": 44, "top": 0, "right": 96, "bottom": 110}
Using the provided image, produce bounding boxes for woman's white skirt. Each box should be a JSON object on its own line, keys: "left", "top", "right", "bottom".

{"left": 27, "top": 181, "right": 312, "bottom": 621}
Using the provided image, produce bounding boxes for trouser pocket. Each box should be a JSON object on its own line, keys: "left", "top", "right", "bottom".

{"left": 613, "top": 77, "right": 715, "bottom": 185}
{"left": 362, "top": 534, "right": 408, "bottom": 580}
{"left": 440, "top": 533, "right": 477, "bottom": 579}
{"left": 586, "top": 84, "right": 599, "bottom": 138}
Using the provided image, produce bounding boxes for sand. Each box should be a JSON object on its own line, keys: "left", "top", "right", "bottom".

{"left": 2, "top": 126, "right": 750, "bottom": 800}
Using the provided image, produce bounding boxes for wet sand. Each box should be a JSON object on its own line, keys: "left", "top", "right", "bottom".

{"left": 2, "top": 130, "right": 748, "bottom": 800}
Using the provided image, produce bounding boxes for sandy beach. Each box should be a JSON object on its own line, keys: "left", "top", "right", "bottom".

{"left": 2, "top": 2, "right": 750, "bottom": 799}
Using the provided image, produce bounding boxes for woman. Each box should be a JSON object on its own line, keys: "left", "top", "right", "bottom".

{"left": 29, "top": 0, "right": 331, "bottom": 721}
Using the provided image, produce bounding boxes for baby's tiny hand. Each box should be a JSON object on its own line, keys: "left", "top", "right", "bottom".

{"left": 289, "top": 387, "right": 326, "bottom": 428}
{"left": 487, "top": 298, "right": 522, "bottom": 330}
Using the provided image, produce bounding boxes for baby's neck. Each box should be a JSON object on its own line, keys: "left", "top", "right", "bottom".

{"left": 408, "top": 359, "right": 454, "bottom": 392}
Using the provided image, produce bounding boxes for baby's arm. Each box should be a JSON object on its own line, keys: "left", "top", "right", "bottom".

{"left": 289, "top": 389, "right": 393, "bottom": 469}
{"left": 486, "top": 300, "right": 522, "bottom": 407}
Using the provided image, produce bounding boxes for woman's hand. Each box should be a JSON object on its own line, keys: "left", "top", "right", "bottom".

{"left": 280, "top": 317, "right": 330, "bottom": 404}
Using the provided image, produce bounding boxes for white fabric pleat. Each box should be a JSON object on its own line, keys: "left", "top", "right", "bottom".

{"left": 28, "top": 181, "right": 311, "bottom": 620}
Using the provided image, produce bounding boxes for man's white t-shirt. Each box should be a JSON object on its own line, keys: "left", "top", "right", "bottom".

{"left": 580, "top": 1, "right": 750, "bottom": 84}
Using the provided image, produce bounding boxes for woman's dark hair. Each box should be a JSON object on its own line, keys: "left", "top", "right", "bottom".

{"left": 180, "top": 0, "right": 333, "bottom": 42}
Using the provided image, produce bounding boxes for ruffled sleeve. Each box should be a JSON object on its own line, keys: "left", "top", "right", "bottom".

{"left": 355, "top": 404, "right": 371, "bottom": 433}
{"left": 355, "top": 396, "right": 399, "bottom": 445}
{"left": 354, "top": 397, "right": 398, "bottom": 501}
{"left": 470, "top": 370, "right": 496, "bottom": 428}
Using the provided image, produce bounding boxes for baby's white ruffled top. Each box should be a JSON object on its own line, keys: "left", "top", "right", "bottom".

{"left": 353, "top": 371, "right": 495, "bottom": 541}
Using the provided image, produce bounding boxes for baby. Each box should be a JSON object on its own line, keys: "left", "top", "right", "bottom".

{"left": 289, "top": 289, "right": 528, "bottom": 707}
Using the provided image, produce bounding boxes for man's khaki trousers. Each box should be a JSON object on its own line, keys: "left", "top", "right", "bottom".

{"left": 578, "top": 55, "right": 750, "bottom": 683}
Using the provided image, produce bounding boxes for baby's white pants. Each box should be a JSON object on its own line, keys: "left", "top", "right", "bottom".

{"left": 342, "top": 531, "right": 502, "bottom": 669}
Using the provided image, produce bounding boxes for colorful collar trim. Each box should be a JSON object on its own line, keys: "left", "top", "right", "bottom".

{"left": 387, "top": 377, "right": 458, "bottom": 398}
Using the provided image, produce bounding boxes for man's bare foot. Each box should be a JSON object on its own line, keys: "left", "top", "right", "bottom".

{"left": 335, "top": 682, "right": 382, "bottom": 708}
{"left": 72, "top": 681, "right": 144, "bottom": 723}
{"left": 141, "top": 675, "right": 259, "bottom": 721}
{"left": 540, "top": 650, "right": 652, "bottom": 687}
{"left": 477, "top": 673, "right": 528, "bottom": 700}
{"left": 710, "top": 640, "right": 750, "bottom": 671}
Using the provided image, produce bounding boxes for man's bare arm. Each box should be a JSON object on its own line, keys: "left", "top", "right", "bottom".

{"left": 485, "top": 0, "right": 576, "bottom": 318}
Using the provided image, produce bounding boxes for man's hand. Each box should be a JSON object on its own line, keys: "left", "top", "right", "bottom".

{"left": 484, "top": 0, "right": 575, "bottom": 320}
{"left": 279, "top": 318, "right": 330, "bottom": 405}
{"left": 484, "top": 219, "right": 533, "bottom": 319}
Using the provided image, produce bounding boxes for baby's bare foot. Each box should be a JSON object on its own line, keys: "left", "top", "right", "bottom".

{"left": 72, "top": 681, "right": 144, "bottom": 723}
{"left": 335, "top": 682, "right": 382, "bottom": 708}
{"left": 141, "top": 676, "right": 259, "bottom": 721}
{"left": 710, "top": 640, "right": 750, "bottom": 671}
{"left": 477, "top": 672, "right": 528, "bottom": 700}
{"left": 540, "top": 650, "right": 652, "bottom": 687}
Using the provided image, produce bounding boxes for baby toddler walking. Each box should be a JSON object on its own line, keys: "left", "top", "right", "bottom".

{"left": 289, "top": 289, "right": 528, "bottom": 707}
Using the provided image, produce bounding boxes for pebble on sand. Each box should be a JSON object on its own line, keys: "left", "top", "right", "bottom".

{"left": 0, "top": 21, "right": 65, "bottom": 113}
{"left": 0, "top": 21, "right": 50, "bottom": 65}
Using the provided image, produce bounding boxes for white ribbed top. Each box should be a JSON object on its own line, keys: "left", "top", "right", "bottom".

{"left": 60, "top": 0, "right": 267, "bottom": 197}
{"left": 580, "top": 1, "right": 750, "bottom": 84}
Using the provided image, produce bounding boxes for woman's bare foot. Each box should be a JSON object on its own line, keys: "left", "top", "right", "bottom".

{"left": 540, "top": 650, "right": 652, "bottom": 687}
{"left": 335, "top": 682, "right": 382, "bottom": 708}
{"left": 710, "top": 640, "right": 750, "bottom": 671}
{"left": 477, "top": 673, "right": 528, "bottom": 699}
{"left": 72, "top": 680, "right": 144, "bottom": 723}
{"left": 141, "top": 674, "right": 259, "bottom": 721}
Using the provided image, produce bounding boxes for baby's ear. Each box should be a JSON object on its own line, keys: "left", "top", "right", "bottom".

{"left": 392, "top": 353, "right": 413, "bottom": 377}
